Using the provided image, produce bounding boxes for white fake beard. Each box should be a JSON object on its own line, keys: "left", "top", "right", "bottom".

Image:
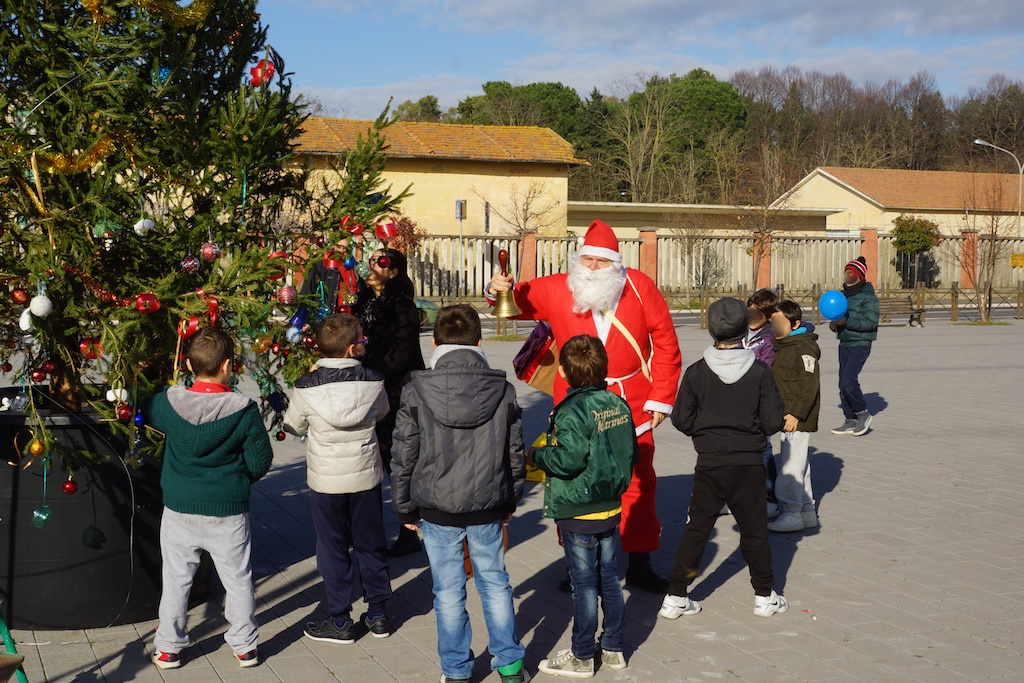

{"left": 567, "top": 259, "right": 626, "bottom": 314}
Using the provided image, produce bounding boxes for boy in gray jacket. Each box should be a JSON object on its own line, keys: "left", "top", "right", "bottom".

{"left": 284, "top": 313, "right": 393, "bottom": 643}
{"left": 391, "top": 304, "right": 528, "bottom": 683}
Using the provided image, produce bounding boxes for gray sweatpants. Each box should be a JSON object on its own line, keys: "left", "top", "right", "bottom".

{"left": 154, "top": 508, "right": 258, "bottom": 655}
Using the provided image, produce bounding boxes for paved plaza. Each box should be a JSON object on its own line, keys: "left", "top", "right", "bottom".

{"left": 7, "top": 317, "right": 1024, "bottom": 682}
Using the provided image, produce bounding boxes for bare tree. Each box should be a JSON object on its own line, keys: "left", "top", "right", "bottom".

{"left": 474, "top": 180, "right": 564, "bottom": 237}
{"left": 603, "top": 73, "right": 679, "bottom": 202}
{"left": 738, "top": 141, "right": 794, "bottom": 287}
{"left": 662, "top": 211, "right": 726, "bottom": 302}
{"left": 948, "top": 171, "right": 1018, "bottom": 321}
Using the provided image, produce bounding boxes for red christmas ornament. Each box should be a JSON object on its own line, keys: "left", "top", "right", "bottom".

{"left": 2, "top": 362, "right": 12, "bottom": 373}
{"left": 302, "top": 336, "right": 316, "bottom": 348}
{"left": 200, "top": 242, "right": 221, "bottom": 261}
{"left": 275, "top": 430, "right": 286, "bottom": 441}
{"left": 178, "top": 316, "right": 201, "bottom": 340}
{"left": 249, "top": 59, "right": 275, "bottom": 87}
{"left": 270, "top": 343, "right": 281, "bottom": 355}
{"left": 267, "top": 251, "right": 289, "bottom": 280}
{"left": 80, "top": 337, "right": 104, "bottom": 360}
{"left": 63, "top": 479, "right": 79, "bottom": 495}
{"left": 349, "top": 223, "right": 365, "bottom": 236}
{"left": 337, "top": 304, "right": 351, "bottom": 314}
{"left": 30, "top": 369, "right": 46, "bottom": 383}
{"left": 42, "top": 360, "right": 57, "bottom": 374}
{"left": 315, "top": 235, "right": 327, "bottom": 248}
{"left": 375, "top": 221, "right": 398, "bottom": 242}
{"left": 11, "top": 288, "right": 30, "bottom": 305}
{"left": 135, "top": 292, "right": 161, "bottom": 313}
{"left": 181, "top": 254, "right": 201, "bottom": 274}
{"left": 282, "top": 348, "right": 291, "bottom": 358}
{"left": 277, "top": 285, "right": 297, "bottom": 305}
{"left": 116, "top": 403, "right": 132, "bottom": 421}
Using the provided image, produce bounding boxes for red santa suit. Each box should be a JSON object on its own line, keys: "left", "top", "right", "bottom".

{"left": 500, "top": 222, "right": 682, "bottom": 552}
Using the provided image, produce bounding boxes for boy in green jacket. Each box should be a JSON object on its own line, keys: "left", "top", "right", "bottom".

{"left": 533, "top": 335, "right": 639, "bottom": 678}
{"left": 146, "top": 327, "right": 273, "bottom": 670}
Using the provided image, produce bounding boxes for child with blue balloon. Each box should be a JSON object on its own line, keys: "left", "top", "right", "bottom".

{"left": 828, "top": 257, "right": 879, "bottom": 436}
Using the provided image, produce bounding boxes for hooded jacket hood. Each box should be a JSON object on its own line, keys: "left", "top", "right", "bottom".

{"left": 164, "top": 385, "right": 254, "bottom": 459}
{"left": 293, "top": 358, "right": 385, "bottom": 430}
{"left": 412, "top": 348, "right": 508, "bottom": 428}
{"left": 703, "top": 346, "right": 756, "bottom": 385}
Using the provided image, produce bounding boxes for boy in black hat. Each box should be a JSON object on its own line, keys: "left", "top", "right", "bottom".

{"left": 659, "top": 297, "right": 789, "bottom": 620}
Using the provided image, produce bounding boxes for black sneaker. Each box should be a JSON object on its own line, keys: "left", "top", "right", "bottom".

{"left": 362, "top": 612, "right": 390, "bottom": 638}
{"left": 304, "top": 617, "right": 357, "bottom": 644}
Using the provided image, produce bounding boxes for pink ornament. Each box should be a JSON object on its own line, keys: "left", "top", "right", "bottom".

{"left": 277, "top": 285, "right": 297, "bottom": 305}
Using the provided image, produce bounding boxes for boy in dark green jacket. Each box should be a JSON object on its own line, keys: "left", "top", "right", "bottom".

{"left": 767, "top": 301, "right": 821, "bottom": 533}
{"left": 534, "top": 335, "right": 639, "bottom": 677}
{"left": 830, "top": 256, "right": 879, "bottom": 436}
{"left": 146, "top": 327, "right": 273, "bottom": 670}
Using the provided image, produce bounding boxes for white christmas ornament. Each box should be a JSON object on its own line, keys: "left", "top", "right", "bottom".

{"left": 29, "top": 294, "right": 53, "bottom": 317}
{"left": 106, "top": 387, "right": 129, "bottom": 403}
{"left": 19, "top": 309, "right": 32, "bottom": 331}
{"left": 134, "top": 218, "right": 155, "bottom": 236}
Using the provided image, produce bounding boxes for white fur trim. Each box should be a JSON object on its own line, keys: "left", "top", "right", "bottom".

{"left": 643, "top": 400, "right": 673, "bottom": 415}
{"left": 578, "top": 245, "right": 622, "bottom": 262}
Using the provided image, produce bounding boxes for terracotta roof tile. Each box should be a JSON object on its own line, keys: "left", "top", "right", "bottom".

{"left": 297, "top": 117, "right": 587, "bottom": 165}
{"left": 819, "top": 166, "right": 1020, "bottom": 211}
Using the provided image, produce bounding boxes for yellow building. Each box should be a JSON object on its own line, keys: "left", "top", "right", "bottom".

{"left": 779, "top": 166, "right": 1022, "bottom": 236}
{"left": 295, "top": 117, "right": 586, "bottom": 236}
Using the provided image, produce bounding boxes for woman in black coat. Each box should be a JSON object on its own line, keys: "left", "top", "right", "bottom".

{"left": 352, "top": 247, "right": 426, "bottom": 555}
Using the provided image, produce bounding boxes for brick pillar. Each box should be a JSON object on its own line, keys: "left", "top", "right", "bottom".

{"left": 639, "top": 229, "right": 658, "bottom": 284}
{"left": 859, "top": 228, "right": 878, "bottom": 282}
{"left": 754, "top": 232, "right": 772, "bottom": 289}
{"left": 519, "top": 231, "right": 538, "bottom": 282}
{"left": 961, "top": 230, "right": 978, "bottom": 288}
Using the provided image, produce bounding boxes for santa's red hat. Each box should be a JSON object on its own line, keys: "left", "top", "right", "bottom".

{"left": 577, "top": 220, "right": 621, "bottom": 262}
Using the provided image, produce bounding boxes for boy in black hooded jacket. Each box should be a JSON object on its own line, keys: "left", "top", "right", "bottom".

{"left": 660, "top": 297, "right": 788, "bottom": 621}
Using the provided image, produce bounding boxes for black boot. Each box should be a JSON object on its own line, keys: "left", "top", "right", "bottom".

{"left": 387, "top": 526, "right": 421, "bottom": 557}
{"left": 625, "top": 552, "right": 668, "bottom": 594}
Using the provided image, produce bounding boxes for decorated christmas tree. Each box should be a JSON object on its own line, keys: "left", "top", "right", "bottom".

{"left": 0, "top": 0, "right": 406, "bottom": 472}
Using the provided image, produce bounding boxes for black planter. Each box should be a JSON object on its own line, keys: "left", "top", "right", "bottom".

{"left": 0, "top": 386, "right": 209, "bottom": 629}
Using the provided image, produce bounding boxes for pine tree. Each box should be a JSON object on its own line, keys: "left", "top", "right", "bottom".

{"left": 1, "top": 1, "right": 405, "bottom": 466}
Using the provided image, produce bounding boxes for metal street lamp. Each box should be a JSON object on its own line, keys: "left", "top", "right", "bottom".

{"left": 974, "top": 138, "right": 1023, "bottom": 238}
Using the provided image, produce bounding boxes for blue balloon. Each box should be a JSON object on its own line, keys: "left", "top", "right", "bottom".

{"left": 818, "top": 290, "right": 848, "bottom": 320}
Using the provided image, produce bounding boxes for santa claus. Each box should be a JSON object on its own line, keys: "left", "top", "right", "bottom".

{"left": 488, "top": 220, "right": 682, "bottom": 592}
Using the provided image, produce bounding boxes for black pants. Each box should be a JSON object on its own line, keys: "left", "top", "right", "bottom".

{"left": 310, "top": 485, "right": 393, "bottom": 621}
{"left": 667, "top": 464, "right": 774, "bottom": 598}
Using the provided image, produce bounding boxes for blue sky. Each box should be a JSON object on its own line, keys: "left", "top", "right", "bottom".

{"left": 258, "top": 0, "right": 1024, "bottom": 119}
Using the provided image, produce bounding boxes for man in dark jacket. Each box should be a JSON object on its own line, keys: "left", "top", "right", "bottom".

{"left": 660, "top": 297, "right": 788, "bottom": 621}
{"left": 390, "top": 304, "right": 527, "bottom": 683}
{"left": 830, "top": 256, "right": 879, "bottom": 436}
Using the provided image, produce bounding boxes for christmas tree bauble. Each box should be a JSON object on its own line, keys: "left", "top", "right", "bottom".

{"left": 200, "top": 242, "right": 221, "bottom": 261}
{"left": 29, "top": 294, "right": 53, "bottom": 317}
{"left": 133, "top": 218, "right": 155, "bottom": 236}
{"left": 277, "top": 285, "right": 297, "bottom": 305}
{"left": 135, "top": 293, "right": 161, "bottom": 313}
{"left": 11, "top": 288, "right": 29, "bottom": 305}
{"left": 116, "top": 403, "right": 132, "bottom": 421}
{"left": 181, "top": 254, "right": 201, "bottom": 273}
{"left": 63, "top": 479, "right": 79, "bottom": 495}
{"left": 30, "top": 369, "right": 46, "bottom": 383}
{"left": 28, "top": 439, "right": 45, "bottom": 456}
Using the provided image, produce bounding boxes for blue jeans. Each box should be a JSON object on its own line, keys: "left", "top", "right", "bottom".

{"left": 838, "top": 344, "right": 872, "bottom": 418}
{"left": 561, "top": 527, "right": 626, "bottom": 660}
{"left": 421, "top": 520, "right": 524, "bottom": 679}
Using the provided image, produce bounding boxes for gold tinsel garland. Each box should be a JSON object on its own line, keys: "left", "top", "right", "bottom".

{"left": 83, "top": 0, "right": 215, "bottom": 28}
{"left": 4, "top": 131, "right": 135, "bottom": 176}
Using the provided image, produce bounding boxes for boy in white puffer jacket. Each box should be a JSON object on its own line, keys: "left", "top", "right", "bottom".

{"left": 284, "top": 313, "right": 393, "bottom": 643}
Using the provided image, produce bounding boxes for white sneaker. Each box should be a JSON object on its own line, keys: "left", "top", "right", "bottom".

{"left": 767, "top": 501, "right": 780, "bottom": 519}
{"left": 767, "top": 512, "right": 804, "bottom": 532}
{"left": 538, "top": 649, "right": 594, "bottom": 678}
{"left": 600, "top": 649, "right": 627, "bottom": 670}
{"left": 802, "top": 510, "right": 818, "bottom": 528}
{"left": 658, "top": 594, "right": 701, "bottom": 619}
{"left": 753, "top": 590, "right": 789, "bottom": 617}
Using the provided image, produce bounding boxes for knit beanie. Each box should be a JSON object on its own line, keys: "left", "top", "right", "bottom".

{"left": 845, "top": 256, "right": 867, "bottom": 280}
